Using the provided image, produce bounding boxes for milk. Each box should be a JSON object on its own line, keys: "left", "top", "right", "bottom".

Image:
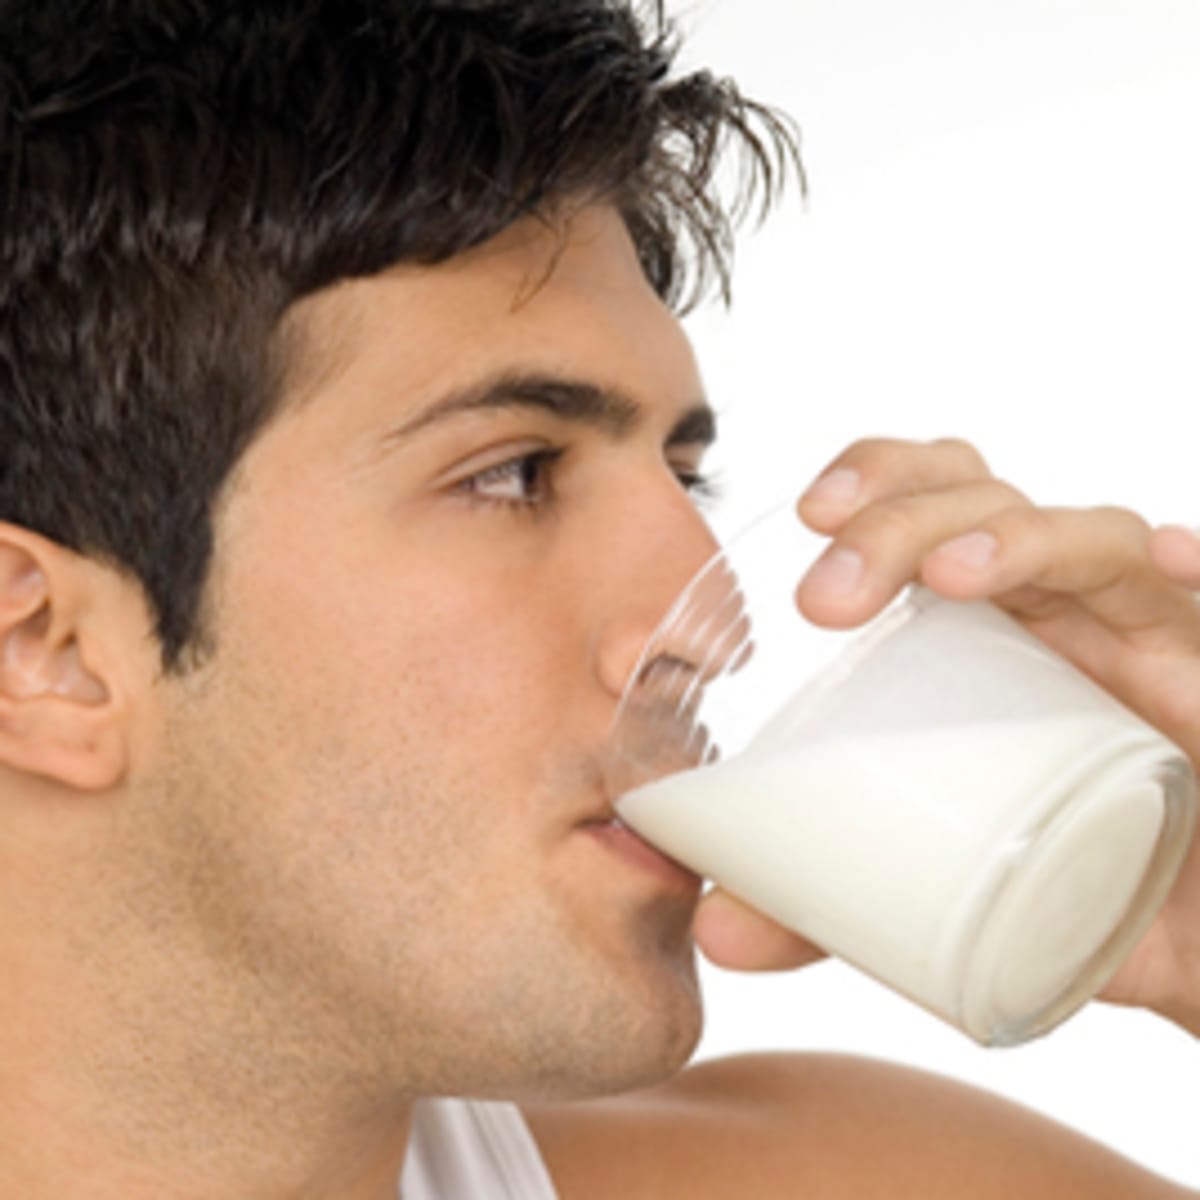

{"left": 612, "top": 593, "right": 1193, "bottom": 1043}
{"left": 617, "top": 718, "right": 1169, "bottom": 1040}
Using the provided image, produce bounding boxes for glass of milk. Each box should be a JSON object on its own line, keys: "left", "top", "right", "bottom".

{"left": 604, "top": 503, "right": 1197, "bottom": 1046}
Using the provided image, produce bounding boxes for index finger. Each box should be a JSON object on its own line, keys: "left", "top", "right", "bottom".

{"left": 924, "top": 504, "right": 1200, "bottom": 646}
{"left": 799, "top": 437, "right": 1004, "bottom": 532}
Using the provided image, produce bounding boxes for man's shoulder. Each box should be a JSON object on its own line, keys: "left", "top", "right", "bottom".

{"left": 521, "top": 1051, "right": 1192, "bottom": 1200}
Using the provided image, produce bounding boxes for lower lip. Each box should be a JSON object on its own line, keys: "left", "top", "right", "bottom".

{"left": 582, "top": 820, "right": 703, "bottom": 891}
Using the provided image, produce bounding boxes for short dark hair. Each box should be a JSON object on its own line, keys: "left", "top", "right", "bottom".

{"left": 0, "top": 0, "right": 802, "bottom": 674}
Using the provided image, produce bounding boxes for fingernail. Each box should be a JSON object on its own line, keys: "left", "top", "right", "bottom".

{"left": 802, "top": 546, "right": 864, "bottom": 596}
{"left": 934, "top": 531, "right": 998, "bottom": 569}
{"left": 1159, "top": 525, "right": 1200, "bottom": 556}
{"left": 803, "top": 467, "right": 860, "bottom": 508}
{"left": 1156, "top": 524, "right": 1200, "bottom": 542}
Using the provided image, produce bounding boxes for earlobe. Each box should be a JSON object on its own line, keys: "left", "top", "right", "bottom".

{"left": 0, "top": 703, "right": 127, "bottom": 793}
{"left": 0, "top": 531, "right": 129, "bottom": 793}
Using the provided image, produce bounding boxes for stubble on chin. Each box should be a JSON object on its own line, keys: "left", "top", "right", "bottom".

{"left": 481, "top": 892, "right": 705, "bottom": 1104}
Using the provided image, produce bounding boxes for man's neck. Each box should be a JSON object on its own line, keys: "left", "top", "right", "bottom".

{"left": 0, "top": 850, "right": 417, "bottom": 1199}
{"left": 0, "top": 1069, "right": 414, "bottom": 1200}
{"left": 0, "top": 963, "right": 414, "bottom": 1200}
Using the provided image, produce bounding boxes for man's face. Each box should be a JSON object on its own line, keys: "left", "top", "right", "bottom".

{"left": 133, "top": 205, "right": 722, "bottom": 1103}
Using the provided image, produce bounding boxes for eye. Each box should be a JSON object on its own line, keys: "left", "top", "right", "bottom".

{"left": 672, "top": 466, "right": 724, "bottom": 508}
{"left": 455, "top": 448, "right": 723, "bottom": 514}
{"left": 457, "top": 448, "right": 565, "bottom": 511}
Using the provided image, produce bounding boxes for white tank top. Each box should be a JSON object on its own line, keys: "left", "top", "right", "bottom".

{"left": 400, "top": 1097, "right": 561, "bottom": 1199}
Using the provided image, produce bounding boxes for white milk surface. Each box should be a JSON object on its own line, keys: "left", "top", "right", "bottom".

{"left": 612, "top": 590, "right": 1195, "bottom": 1040}
{"left": 615, "top": 715, "right": 1173, "bottom": 1041}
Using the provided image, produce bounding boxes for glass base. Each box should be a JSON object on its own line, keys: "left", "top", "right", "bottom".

{"left": 959, "top": 755, "right": 1196, "bottom": 1047}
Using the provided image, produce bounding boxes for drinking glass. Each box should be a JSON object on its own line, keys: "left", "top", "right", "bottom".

{"left": 604, "top": 503, "right": 1197, "bottom": 1046}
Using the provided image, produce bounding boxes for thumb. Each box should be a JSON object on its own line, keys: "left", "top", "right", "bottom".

{"left": 694, "top": 887, "right": 829, "bottom": 971}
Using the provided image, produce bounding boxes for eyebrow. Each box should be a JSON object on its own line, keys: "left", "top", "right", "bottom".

{"left": 376, "top": 371, "right": 717, "bottom": 451}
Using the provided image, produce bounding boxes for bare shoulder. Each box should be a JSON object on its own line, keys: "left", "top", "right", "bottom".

{"left": 522, "top": 1051, "right": 1194, "bottom": 1200}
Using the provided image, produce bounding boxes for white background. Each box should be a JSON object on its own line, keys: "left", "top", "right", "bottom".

{"left": 666, "top": 0, "right": 1200, "bottom": 1188}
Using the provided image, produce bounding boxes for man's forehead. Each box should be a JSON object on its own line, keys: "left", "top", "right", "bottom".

{"left": 269, "top": 205, "right": 705, "bottom": 452}
{"left": 272, "top": 205, "right": 640, "bottom": 413}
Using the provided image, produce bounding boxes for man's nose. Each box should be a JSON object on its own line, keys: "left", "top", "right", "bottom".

{"left": 590, "top": 495, "right": 747, "bottom": 704}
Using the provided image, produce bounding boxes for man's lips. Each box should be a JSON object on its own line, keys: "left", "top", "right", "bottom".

{"left": 578, "top": 813, "right": 702, "bottom": 890}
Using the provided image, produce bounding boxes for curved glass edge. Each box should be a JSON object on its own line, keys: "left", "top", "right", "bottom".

{"left": 607, "top": 562, "right": 931, "bottom": 772}
{"left": 607, "top": 501, "right": 793, "bottom": 745}
{"left": 961, "top": 755, "right": 1196, "bottom": 1048}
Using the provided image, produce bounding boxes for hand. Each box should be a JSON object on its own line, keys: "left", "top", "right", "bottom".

{"left": 692, "top": 437, "right": 1200, "bottom": 1036}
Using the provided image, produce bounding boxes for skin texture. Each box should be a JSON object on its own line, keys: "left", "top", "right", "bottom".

{"left": 0, "top": 203, "right": 1197, "bottom": 1199}
{"left": 0, "top": 206, "right": 719, "bottom": 1199}
{"left": 527, "top": 1051, "right": 1198, "bottom": 1199}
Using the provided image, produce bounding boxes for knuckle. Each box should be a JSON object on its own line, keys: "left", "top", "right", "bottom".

{"left": 1015, "top": 505, "right": 1155, "bottom": 590}
{"left": 1092, "top": 504, "right": 1153, "bottom": 542}
{"left": 978, "top": 480, "right": 1029, "bottom": 511}
{"left": 988, "top": 503, "right": 1056, "bottom": 564}
{"left": 838, "top": 436, "right": 915, "bottom": 474}
{"left": 1007, "top": 502, "right": 1056, "bottom": 539}
{"left": 929, "top": 436, "right": 989, "bottom": 474}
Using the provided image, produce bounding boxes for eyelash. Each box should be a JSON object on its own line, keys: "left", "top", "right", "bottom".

{"left": 457, "top": 449, "right": 723, "bottom": 513}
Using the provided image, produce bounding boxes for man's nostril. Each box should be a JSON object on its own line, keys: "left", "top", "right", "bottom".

{"left": 636, "top": 653, "right": 696, "bottom": 691}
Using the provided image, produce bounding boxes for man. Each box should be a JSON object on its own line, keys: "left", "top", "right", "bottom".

{"left": 0, "top": 2, "right": 1196, "bottom": 1197}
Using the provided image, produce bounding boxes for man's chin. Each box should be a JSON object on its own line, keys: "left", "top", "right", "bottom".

{"left": 483, "top": 958, "right": 701, "bottom": 1105}
{"left": 551, "top": 966, "right": 704, "bottom": 1102}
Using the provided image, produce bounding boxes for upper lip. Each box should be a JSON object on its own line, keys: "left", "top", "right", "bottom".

{"left": 575, "top": 771, "right": 621, "bottom": 825}
{"left": 580, "top": 803, "right": 620, "bottom": 825}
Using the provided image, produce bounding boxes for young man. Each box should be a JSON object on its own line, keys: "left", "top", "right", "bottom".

{"left": 0, "top": 2, "right": 1196, "bottom": 1197}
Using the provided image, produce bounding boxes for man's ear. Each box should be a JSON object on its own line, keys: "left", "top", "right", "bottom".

{"left": 0, "top": 524, "right": 142, "bottom": 793}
